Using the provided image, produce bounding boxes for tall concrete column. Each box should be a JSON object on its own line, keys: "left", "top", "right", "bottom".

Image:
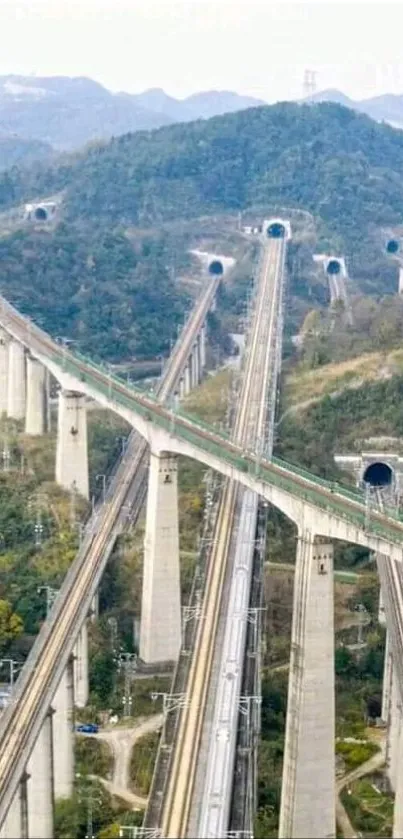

{"left": 388, "top": 666, "right": 402, "bottom": 792}
{"left": 280, "top": 532, "right": 335, "bottom": 839}
{"left": 7, "top": 340, "right": 26, "bottom": 420}
{"left": 179, "top": 377, "right": 185, "bottom": 400}
{"left": 200, "top": 325, "right": 206, "bottom": 370}
{"left": 55, "top": 390, "right": 89, "bottom": 499}
{"left": 27, "top": 713, "right": 54, "bottom": 838}
{"left": 74, "top": 620, "right": 89, "bottom": 708}
{"left": 0, "top": 787, "right": 22, "bottom": 839}
{"left": 184, "top": 364, "right": 191, "bottom": 395}
{"left": 382, "top": 631, "right": 393, "bottom": 724}
{"left": 140, "top": 451, "right": 181, "bottom": 664}
{"left": 52, "top": 660, "right": 74, "bottom": 799}
{"left": 191, "top": 344, "right": 199, "bottom": 387}
{"left": 0, "top": 328, "right": 9, "bottom": 415}
{"left": 393, "top": 719, "right": 403, "bottom": 837}
{"left": 25, "top": 356, "right": 46, "bottom": 435}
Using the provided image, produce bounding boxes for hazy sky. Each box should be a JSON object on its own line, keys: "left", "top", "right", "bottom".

{"left": 1, "top": 0, "right": 403, "bottom": 101}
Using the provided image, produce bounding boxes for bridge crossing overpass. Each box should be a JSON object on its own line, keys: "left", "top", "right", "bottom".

{"left": 1, "top": 225, "right": 403, "bottom": 836}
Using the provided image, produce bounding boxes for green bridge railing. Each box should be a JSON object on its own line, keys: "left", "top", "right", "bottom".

{"left": 51, "top": 344, "right": 403, "bottom": 550}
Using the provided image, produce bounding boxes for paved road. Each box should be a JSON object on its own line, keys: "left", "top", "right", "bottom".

{"left": 89, "top": 714, "right": 163, "bottom": 810}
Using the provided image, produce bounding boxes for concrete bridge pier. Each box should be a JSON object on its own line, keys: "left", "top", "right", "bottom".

{"left": 27, "top": 713, "right": 54, "bottom": 838}
{"left": 55, "top": 390, "right": 89, "bottom": 499}
{"left": 0, "top": 328, "right": 9, "bottom": 414}
{"left": 52, "top": 660, "right": 75, "bottom": 799}
{"left": 279, "top": 532, "right": 335, "bottom": 839}
{"left": 7, "top": 340, "right": 26, "bottom": 420}
{"left": 192, "top": 343, "right": 200, "bottom": 387}
{"left": 74, "top": 620, "right": 89, "bottom": 708}
{"left": 393, "top": 718, "right": 403, "bottom": 837}
{"left": 382, "top": 632, "right": 393, "bottom": 725}
{"left": 199, "top": 325, "right": 206, "bottom": 370}
{"left": 184, "top": 364, "right": 191, "bottom": 395}
{"left": 0, "top": 786, "right": 23, "bottom": 839}
{"left": 25, "top": 356, "right": 47, "bottom": 435}
{"left": 139, "top": 450, "right": 181, "bottom": 664}
{"left": 388, "top": 667, "right": 402, "bottom": 792}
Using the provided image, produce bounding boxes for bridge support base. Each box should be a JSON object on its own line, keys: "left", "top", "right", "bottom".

{"left": 55, "top": 390, "right": 89, "bottom": 499}
{"left": 27, "top": 713, "right": 54, "bottom": 838}
{"left": 393, "top": 715, "right": 403, "bottom": 837}
{"left": 0, "top": 786, "right": 22, "bottom": 839}
{"left": 140, "top": 451, "right": 181, "bottom": 664}
{"left": 7, "top": 340, "right": 26, "bottom": 420}
{"left": 52, "top": 660, "right": 74, "bottom": 799}
{"left": 0, "top": 328, "right": 9, "bottom": 414}
{"left": 200, "top": 326, "right": 206, "bottom": 370}
{"left": 25, "top": 356, "right": 47, "bottom": 435}
{"left": 388, "top": 665, "right": 402, "bottom": 792}
{"left": 279, "top": 532, "right": 335, "bottom": 839}
{"left": 184, "top": 364, "right": 191, "bottom": 395}
{"left": 74, "top": 620, "right": 89, "bottom": 708}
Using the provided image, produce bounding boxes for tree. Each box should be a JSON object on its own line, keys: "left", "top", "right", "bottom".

{"left": 0, "top": 599, "right": 23, "bottom": 653}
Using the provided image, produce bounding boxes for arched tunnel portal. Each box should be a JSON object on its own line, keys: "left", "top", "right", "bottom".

{"left": 386, "top": 239, "right": 400, "bottom": 255}
{"left": 208, "top": 260, "right": 224, "bottom": 276}
{"left": 326, "top": 259, "right": 341, "bottom": 275}
{"left": 34, "top": 207, "right": 48, "bottom": 221}
{"left": 266, "top": 222, "right": 286, "bottom": 239}
{"left": 363, "top": 461, "right": 393, "bottom": 487}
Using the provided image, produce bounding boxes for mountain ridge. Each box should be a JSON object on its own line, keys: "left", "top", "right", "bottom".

{"left": 0, "top": 74, "right": 266, "bottom": 150}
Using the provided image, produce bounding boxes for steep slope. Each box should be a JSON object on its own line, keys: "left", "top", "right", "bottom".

{"left": 0, "top": 135, "right": 53, "bottom": 170}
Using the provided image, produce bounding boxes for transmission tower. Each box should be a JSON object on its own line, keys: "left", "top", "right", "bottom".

{"left": 303, "top": 69, "right": 317, "bottom": 100}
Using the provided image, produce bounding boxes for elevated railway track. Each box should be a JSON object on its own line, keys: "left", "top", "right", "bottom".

{"left": 158, "top": 237, "right": 285, "bottom": 837}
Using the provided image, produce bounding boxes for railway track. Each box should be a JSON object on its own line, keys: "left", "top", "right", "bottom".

{"left": 0, "top": 275, "right": 221, "bottom": 825}
{"left": 160, "top": 237, "right": 284, "bottom": 837}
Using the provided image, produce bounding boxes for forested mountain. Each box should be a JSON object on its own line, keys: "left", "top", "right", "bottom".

{"left": 2, "top": 101, "right": 403, "bottom": 243}
{"left": 0, "top": 225, "right": 189, "bottom": 362}
{"left": 0, "top": 75, "right": 265, "bottom": 150}
{"left": 307, "top": 88, "right": 403, "bottom": 129}
{"left": 1, "top": 100, "right": 403, "bottom": 361}
{"left": 0, "top": 135, "right": 53, "bottom": 171}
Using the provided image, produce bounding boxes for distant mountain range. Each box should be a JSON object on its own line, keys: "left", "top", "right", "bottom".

{"left": 3, "top": 74, "right": 403, "bottom": 164}
{"left": 0, "top": 75, "right": 265, "bottom": 152}
{"left": 305, "top": 88, "right": 403, "bottom": 129}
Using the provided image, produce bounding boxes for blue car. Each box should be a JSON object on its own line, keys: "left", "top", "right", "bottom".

{"left": 76, "top": 723, "right": 99, "bottom": 734}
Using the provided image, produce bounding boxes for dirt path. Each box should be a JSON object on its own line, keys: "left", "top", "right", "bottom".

{"left": 88, "top": 714, "right": 163, "bottom": 810}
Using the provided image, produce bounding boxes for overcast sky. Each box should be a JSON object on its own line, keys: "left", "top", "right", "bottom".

{"left": 1, "top": 0, "right": 403, "bottom": 101}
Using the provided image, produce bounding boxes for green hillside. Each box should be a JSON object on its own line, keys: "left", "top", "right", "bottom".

{"left": 3, "top": 102, "right": 403, "bottom": 239}
{"left": 1, "top": 101, "right": 403, "bottom": 360}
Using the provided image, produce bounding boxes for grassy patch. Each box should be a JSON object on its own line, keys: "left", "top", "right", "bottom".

{"left": 341, "top": 775, "right": 393, "bottom": 837}
{"left": 283, "top": 348, "right": 403, "bottom": 408}
{"left": 75, "top": 736, "right": 113, "bottom": 779}
{"left": 130, "top": 731, "right": 160, "bottom": 796}
{"left": 336, "top": 739, "right": 379, "bottom": 770}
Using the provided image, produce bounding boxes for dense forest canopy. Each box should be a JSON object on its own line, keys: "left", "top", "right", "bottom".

{"left": 2, "top": 102, "right": 403, "bottom": 240}
{"left": 0, "top": 225, "right": 189, "bottom": 361}
{"left": 2, "top": 101, "right": 403, "bottom": 360}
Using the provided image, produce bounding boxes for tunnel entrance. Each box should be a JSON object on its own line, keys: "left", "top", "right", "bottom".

{"left": 327, "top": 259, "right": 341, "bottom": 275}
{"left": 208, "top": 260, "right": 224, "bottom": 276}
{"left": 363, "top": 461, "right": 393, "bottom": 487}
{"left": 34, "top": 207, "right": 48, "bottom": 221}
{"left": 267, "top": 222, "right": 286, "bottom": 239}
{"left": 387, "top": 239, "right": 399, "bottom": 255}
